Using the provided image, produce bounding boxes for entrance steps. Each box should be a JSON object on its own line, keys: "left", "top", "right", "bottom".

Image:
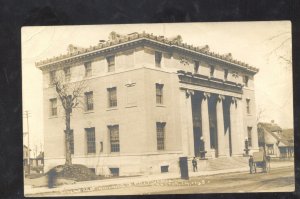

{"left": 188, "top": 156, "right": 249, "bottom": 172}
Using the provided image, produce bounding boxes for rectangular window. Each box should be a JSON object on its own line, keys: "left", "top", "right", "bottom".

{"left": 107, "top": 55, "right": 115, "bottom": 72}
{"left": 156, "top": 84, "right": 164, "bottom": 104}
{"left": 155, "top": 51, "right": 162, "bottom": 68}
{"left": 244, "top": 75, "right": 249, "bottom": 87}
{"left": 161, "top": 165, "right": 169, "bottom": 173}
{"left": 85, "top": 91, "right": 94, "bottom": 111}
{"left": 247, "top": 127, "right": 252, "bottom": 147}
{"left": 210, "top": 65, "right": 215, "bottom": 77}
{"left": 64, "top": 67, "right": 71, "bottom": 82}
{"left": 156, "top": 122, "right": 166, "bottom": 150}
{"left": 86, "top": 128, "right": 96, "bottom": 154}
{"left": 194, "top": 61, "right": 200, "bottom": 73}
{"left": 224, "top": 69, "right": 228, "bottom": 80}
{"left": 109, "top": 168, "right": 119, "bottom": 176}
{"left": 107, "top": 87, "right": 117, "bottom": 107}
{"left": 84, "top": 62, "right": 92, "bottom": 77}
{"left": 109, "top": 125, "right": 120, "bottom": 152}
{"left": 49, "top": 71, "right": 56, "bottom": 84}
{"left": 50, "top": 98, "right": 57, "bottom": 116}
{"left": 246, "top": 99, "right": 250, "bottom": 114}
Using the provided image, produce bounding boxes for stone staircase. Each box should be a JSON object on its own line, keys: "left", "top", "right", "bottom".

{"left": 206, "top": 156, "right": 248, "bottom": 171}
{"left": 188, "top": 156, "right": 249, "bottom": 172}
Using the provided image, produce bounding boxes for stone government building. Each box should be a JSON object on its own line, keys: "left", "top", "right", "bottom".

{"left": 36, "top": 31, "right": 259, "bottom": 176}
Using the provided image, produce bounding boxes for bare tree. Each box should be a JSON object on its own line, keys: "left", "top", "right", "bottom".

{"left": 256, "top": 106, "right": 266, "bottom": 125}
{"left": 265, "top": 31, "right": 292, "bottom": 70}
{"left": 53, "top": 75, "right": 87, "bottom": 165}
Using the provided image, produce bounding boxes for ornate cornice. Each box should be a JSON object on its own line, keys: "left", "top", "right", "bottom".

{"left": 177, "top": 70, "right": 243, "bottom": 94}
{"left": 36, "top": 31, "right": 259, "bottom": 74}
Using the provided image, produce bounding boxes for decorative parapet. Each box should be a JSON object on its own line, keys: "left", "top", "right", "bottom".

{"left": 35, "top": 31, "right": 259, "bottom": 74}
{"left": 177, "top": 70, "right": 243, "bottom": 94}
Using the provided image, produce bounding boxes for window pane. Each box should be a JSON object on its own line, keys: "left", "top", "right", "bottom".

{"left": 109, "top": 125, "right": 119, "bottom": 152}
{"left": 64, "top": 67, "right": 71, "bottom": 82}
{"left": 85, "top": 92, "right": 94, "bottom": 111}
{"left": 156, "top": 122, "right": 165, "bottom": 150}
{"left": 155, "top": 52, "right": 162, "bottom": 67}
{"left": 86, "top": 128, "right": 95, "bottom": 153}
{"left": 108, "top": 87, "right": 117, "bottom": 107}
{"left": 194, "top": 61, "right": 199, "bottom": 73}
{"left": 246, "top": 99, "right": 250, "bottom": 114}
{"left": 156, "top": 84, "right": 163, "bottom": 104}
{"left": 247, "top": 127, "right": 252, "bottom": 147}
{"left": 224, "top": 69, "right": 228, "bottom": 80}
{"left": 107, "top": 56, "right": 115, "bottom": 72}
{"left": 50, "top": 98, "right": 57, "bottom": 116}
{"left": 85, "top": 62, "right": 92, "bottom": 77}
{"left": 49, "top": 71, "right": 56, "bottom": 84}
{"left": 210, "top": 66, "right": 215, "bottom": 77}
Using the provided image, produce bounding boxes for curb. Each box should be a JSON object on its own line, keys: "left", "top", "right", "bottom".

{"left": 25, "top": 163, "right": 293, "bottom": 196}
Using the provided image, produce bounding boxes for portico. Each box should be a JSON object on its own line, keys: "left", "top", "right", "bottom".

{"left": 178, "top": 70, "right": 249, "bottom": 158}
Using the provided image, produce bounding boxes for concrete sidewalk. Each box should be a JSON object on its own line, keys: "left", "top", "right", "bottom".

{"left": 24, "top": 161, "right": 294, "bottom": 196}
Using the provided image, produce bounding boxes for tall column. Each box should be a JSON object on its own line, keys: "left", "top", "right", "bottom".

{"left": 230, "top": 97, "right": 242, "bottom": 156}
{"left": 201, "top": 92, "right": 211, "bottom": 158}
{"left": 186, "top": 90, "right": 195, "bottom": 157}
{"left": 179, "top": 89, "right": 189, "bottom": 156}
{"left": 235, "top": 98, "right": 245, "bottom": 155}
{"left": 216, "top": 95, "right": 226, "bottom": 157}
{"left": 179, "top": 89, "right": 194, "bottom": 157}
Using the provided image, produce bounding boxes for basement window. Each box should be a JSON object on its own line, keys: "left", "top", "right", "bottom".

{"left": 161, "top": 165, "right": 169, "bottom": 173}
{"left": 109, "top": 168, "right": 119, "bottom": 176}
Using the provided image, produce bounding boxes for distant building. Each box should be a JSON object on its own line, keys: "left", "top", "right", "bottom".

{"left": 31, "top": 152, "right": 44, "bottom": 167}
{"left": 23, "top": 145, "right": 31, "bottom": 166}
{"left": 37, "top": 32, "right": 259, "bottom": 176}
{"left": 258, "top": 122, "right": 294, "bottom": 158}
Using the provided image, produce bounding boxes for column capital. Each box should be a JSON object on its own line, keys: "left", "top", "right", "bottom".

{"left": 231, "top": 96, "right": 237, "bottom": 104}
{"left": 217, "top": 94, "right": 225, "bottom": 102}
{"left": 185, "top": 89, "right": 194, "bottom": 98}
{"left": 203, "top": 92, "right": 210, "bottom": 100}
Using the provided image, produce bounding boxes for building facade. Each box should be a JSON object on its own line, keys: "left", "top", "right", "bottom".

{"left": 258, "top": 122, "right": 294, "bottom": 159}
{"left": 37, "top": 32, "right": 259, "bottom": 176}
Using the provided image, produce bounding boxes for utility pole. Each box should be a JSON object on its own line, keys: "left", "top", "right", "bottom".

{"left": 23, "top": 110, "right": 31, "bottom": 175}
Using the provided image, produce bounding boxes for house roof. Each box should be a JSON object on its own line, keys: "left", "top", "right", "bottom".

{"left": 23, "top": 145, "right": 31, "bottom": 151}
{"left": 281, "top": 129, "right": 294, "bottom": 146}
{"left": 258, "top": 123, "right": 293, "bottom": 147}
{"left": 36, "top": 152, "right": 44, "bottom": 159}
{"left": 36, "top": 32, "right": 259, "bottom": 74}
{"left": 258, "top": 122, "right": 282, "bottom": 132}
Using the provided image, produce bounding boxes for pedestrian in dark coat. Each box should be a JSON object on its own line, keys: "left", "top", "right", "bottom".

{"left": 192, "top": 157, "right": 198, "bottom": 172}
{"left": 249, "top": 155, "right": 254, "bottom": 174}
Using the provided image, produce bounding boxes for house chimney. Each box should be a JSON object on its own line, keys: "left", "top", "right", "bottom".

{"left": 271, "top": 120, "right": 275, "bottom": 125}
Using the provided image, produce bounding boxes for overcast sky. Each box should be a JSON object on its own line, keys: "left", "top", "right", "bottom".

{"left": 22, "top": 21, "right": 293, "bottom": 154}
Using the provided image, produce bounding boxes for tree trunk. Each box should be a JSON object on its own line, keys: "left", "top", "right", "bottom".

{"left": 65, "top": 110, "right": 72, "bottom": 165}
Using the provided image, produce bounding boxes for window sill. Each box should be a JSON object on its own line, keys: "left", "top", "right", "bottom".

{"left": 125, "top": 105, "right": 137, "bottom": 108}
{"left": 48, "top": 115, "right": 58, "bottom": 119}
{"left": 109, "top": 152, "right": 120, "bottom": 156}
{"left": 106, "top": 107, "right": 118, "bottom": 111}
{"left": 86, "top": 153, "right": 96, "bottom": 156}
{"left": 156, "top": 104, "right": 166, "bottom": 107}
{"left": 84, "top": 110, "right": 94, "bottom": 114}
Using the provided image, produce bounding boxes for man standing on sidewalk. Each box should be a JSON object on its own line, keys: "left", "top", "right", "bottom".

{"left": 249, "top": 155, "right": 254, "bottom": 174}
{"left": 192, "top": 157, "right": 198, "bottom": 172}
